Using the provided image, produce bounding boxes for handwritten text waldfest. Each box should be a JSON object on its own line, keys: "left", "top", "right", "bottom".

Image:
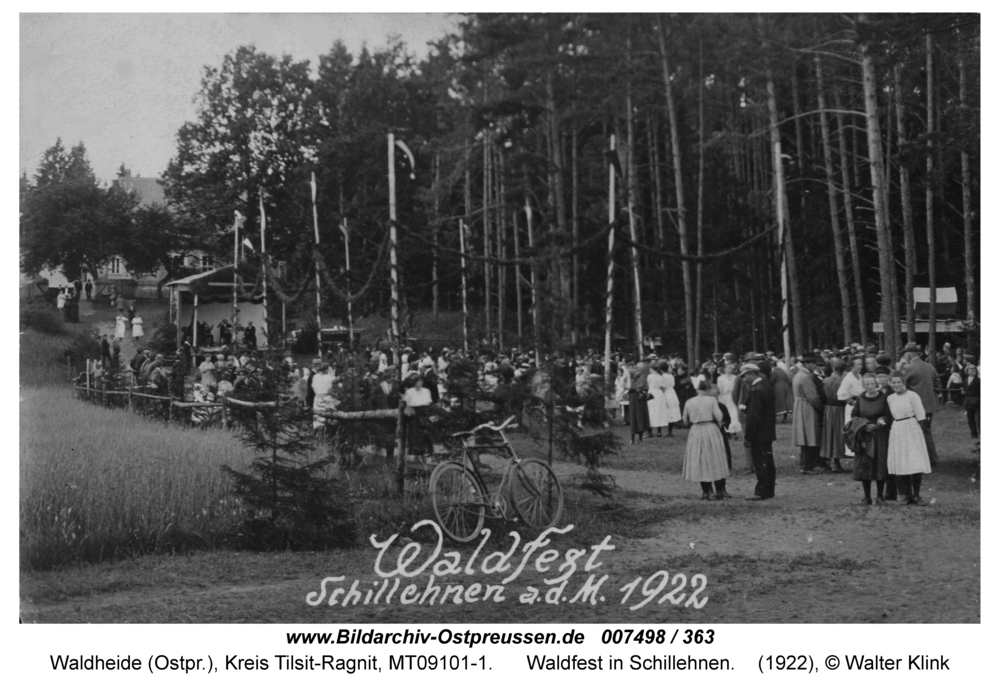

{"left": 305, "top": 521, "right": 709, "bottom": 609}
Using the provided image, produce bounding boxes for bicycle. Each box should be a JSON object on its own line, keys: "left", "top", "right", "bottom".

{"left": 429, "top": 415, "right": 564, "bottom": 543}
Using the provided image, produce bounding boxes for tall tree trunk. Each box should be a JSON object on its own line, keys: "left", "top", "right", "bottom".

{"left": 762, "top": 43, "right": 793, "bottom": 362}
{"left": 432, "top": 151, "right": 440, "bottom": 318}
{"left": 650, "top": 115, "right": 669, "bottom": 331}
{"left": 884, "top": 83, "right": 902, "bottom": 356}
{"left": 513, "top": 204, "right": 524, "bottom": 349}
{"left": 571, "top": 126, "right": 580, "bottom": 345}
{"left": 694, "top": 35, "right": 706, "bottom": 363}
{"left": 815, "top": 56, "right": 854, "bottom": 346}
{"left": 925, "top": 33, "right": 937, "bottom": 356}
{"left": 834, "top": 87, "right": 868, "bottom": 343}
{"left": 482, "top": 129, "right": 493, "bottom": 345}
{"left": 859, "top": 13, "right": 899, "bottom": 363}
{"left": 960, "top": 57, "right": 975, "bottom": 324}
{"left": 894, "top": 64, "right": 917, "bottom": 343}
{"left": 546, "top": 68, "right": 571, "bottom": 341}
{"left": 525, "top": 166, "right": 541, "bottom": 366}
{"left": 790, "top": 63, "right": 810, "bottom": 349}
{"left": 496, "top": 146, "right": 506, "bottom": 350}
{"left": 657, "top": 15, "right": 694, "bottom": 363}
{"left": 463, "top": 141, "right": 474, "bottom": 354}
{"left": 625, "top": 41, "right": 644, "bottom": 359}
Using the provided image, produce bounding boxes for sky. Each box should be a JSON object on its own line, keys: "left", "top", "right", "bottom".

{"left": 20, "top": 13, "right": 459, "bottom": 184}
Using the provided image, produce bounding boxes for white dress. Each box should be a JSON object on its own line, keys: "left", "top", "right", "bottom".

{"left": 716, "top": 373, "right": 742, "bottom": 433}
{"left": 662, "top": 372, "right": 682, "bottom": 423}
{"left": 886, "top": 390, "right": 932, "bottom": 476}
{"left": 647, "top": 371, "right": 671, "bottom": 428}
{"left": 115, "top": 315, "right": 127, "bottom": 340}
{"left": 131, "top": 316, "right": 144, "bottom": 338}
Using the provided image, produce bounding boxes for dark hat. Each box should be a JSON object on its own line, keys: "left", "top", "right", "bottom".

{"left": 799, "top": 353, "right": 817, "bottom": 363}
{"left": 902, "top": 342, "right": 921, "bottom": 353}
{"left": 875, "top": 366, "right": 891, "bottom": 375}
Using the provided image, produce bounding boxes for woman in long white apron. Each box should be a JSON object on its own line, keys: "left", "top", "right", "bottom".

{"left": 647, "top": 365, "right": 671, "bottom": 436}
{"left": 886, "top": 371, "right": 932, "bottom": 506}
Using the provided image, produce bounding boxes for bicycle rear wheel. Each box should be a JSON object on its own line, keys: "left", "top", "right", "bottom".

{"left": 510, "top": 459, "right": 564, "bottom": 530}
{"left": 429, "top": 461, "right": 486, "bottom": 543}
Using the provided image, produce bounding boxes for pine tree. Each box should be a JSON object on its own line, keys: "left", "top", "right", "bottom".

{"left": 221, "top": 363, "right": 352, "bottom": 550}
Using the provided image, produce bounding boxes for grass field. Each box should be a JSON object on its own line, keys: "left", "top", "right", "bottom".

{"left": 20, "top": 386, "right": 252, "bottom": 569}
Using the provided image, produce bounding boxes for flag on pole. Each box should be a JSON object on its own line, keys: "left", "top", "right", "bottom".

{"left": 242, "top": 237, "right": 255, "bottom": 254}
{"left": 395, "top": 139, "right": 416, "bottom": 179}
{"left": 339, "top": 218, "right": 349, "bottom": 240}
{"left": 310, "top": 172, "right": 317, "bottom": 203}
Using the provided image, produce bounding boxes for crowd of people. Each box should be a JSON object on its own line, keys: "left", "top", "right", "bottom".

{"left": 87, "top": 314, "right": 980, "bottom": 502}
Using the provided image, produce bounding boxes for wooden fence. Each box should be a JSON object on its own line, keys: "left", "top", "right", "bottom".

{"left": 74, "top": 358, "right": 399, "bottom": 429}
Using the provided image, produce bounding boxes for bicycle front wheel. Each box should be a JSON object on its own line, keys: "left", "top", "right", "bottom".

{"left": 429, "top": 461, "right": 486, "bottom": 543}
{"left": 510, "top": 459, "right": 564, "bottom": 530}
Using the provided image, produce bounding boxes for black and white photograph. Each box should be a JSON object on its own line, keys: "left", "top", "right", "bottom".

{"left": 19, "top": 11, "right": 981, "bottom": 627}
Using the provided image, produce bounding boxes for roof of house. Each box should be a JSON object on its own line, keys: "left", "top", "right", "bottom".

{"left": 114, "top": 173, "right": 166, "bottom": 206}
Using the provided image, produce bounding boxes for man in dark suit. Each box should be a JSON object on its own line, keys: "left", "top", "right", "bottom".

{"left": 100, "top": 335, "right": 112, "bottom": 369}
{"left": 744, "top": 365, "right": 777, "bottom": 500}
{"left": 901, "top": 341, "right": 939, "bottom": 466}
{"left": 368, "top": 366, "right": 400, "bottom": 410}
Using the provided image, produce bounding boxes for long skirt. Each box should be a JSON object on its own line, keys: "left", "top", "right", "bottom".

{"left": 406, "top": 410, "right": 431, "bottom": 455}
{"left": 820, "top": 405, "right": 846, "bottom": 459}
{"left": 887, "top": 418, "right": 932, "bottom": 476}
{"left": 628, "top": 389, "right": 651, "bottom": 434}
{"left": 648, "top": 388, "right": 671, "bottom": 427}
{"left": 852, "top": 426, "right": 890, "bottom": 482}
{"left": 682, "top": 423, "right": 730, "bottom": 483}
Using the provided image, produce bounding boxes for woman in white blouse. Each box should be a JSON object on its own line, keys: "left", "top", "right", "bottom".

{"left": 886, "top": 371, "right": 932, "bottom": 506}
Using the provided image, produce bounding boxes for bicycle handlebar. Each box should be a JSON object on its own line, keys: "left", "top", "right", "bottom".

{"left": 451, "top": 415, "right": 518, "bottom": 438}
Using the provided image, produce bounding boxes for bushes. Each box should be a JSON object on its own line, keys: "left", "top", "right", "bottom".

{"left": 20, "top": 301, "right": 66, "bottom": 336}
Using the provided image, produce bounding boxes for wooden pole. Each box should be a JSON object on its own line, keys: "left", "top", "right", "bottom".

{"left": 389, "top": 134, "right": 406, "bottom": 495}
{"left": 343, "top": 218, "right": 353, "bottom": 342}
{"left": 259, "top": 189, "right": 268, "bottom": 349}
{"left": 193, "top": 293, "right": 199, "bottom": 348}
{"left": 310, "top": 172, "right": 323, "bottom": 331}
{"left": 233, "top": 211, "right": 241, "bottom": 326}
{"left": 460, "top": 220, "right": 470, "bottom": 355}
{"left": 525, "top": 197, "right": 541, "bottom": 368}
{"left": 512, "top": 209, "right": 524, "bottom": 349}
{"left": 603, "top": 135, "right": 617, "bottom": 417}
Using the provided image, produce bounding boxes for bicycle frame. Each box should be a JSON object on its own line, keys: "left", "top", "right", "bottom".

{"left": 455, "top": 426, "right": 524, "bottom": 518}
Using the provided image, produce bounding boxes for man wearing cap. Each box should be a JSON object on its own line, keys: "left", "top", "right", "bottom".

{"left": 901, "top": 342, "right": 939, "bottom": 466}
{"left": 744, "top": 364, "right": 777, "bottom": 500}
{"left": 793, "top": 354, "right": 824, "bottom": 473}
